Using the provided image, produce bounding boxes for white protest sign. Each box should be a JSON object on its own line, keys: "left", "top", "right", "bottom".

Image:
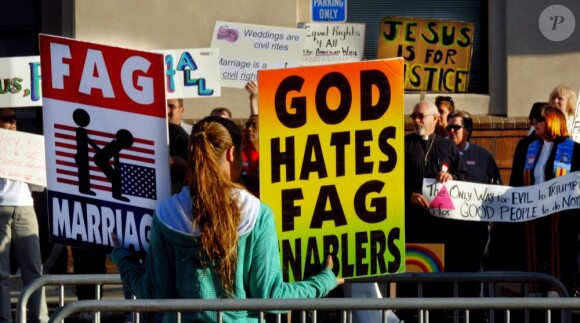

{"left": 571, "top": 90, "right": 580, "bottom": 142}
{"left": 0, "top": 128, "right": 46, "bottom": 186}
{"left": 211, "top": 21, "right": 306, "bottom": 88}
{"left": 155, "top": 48, "right": 221, "bottom": 99}
{"left": 0, "top": 56, "right": 42, "bottom": 107}
{"left": 300, "top": 22, "right": 365, "bottom": 66}
{"left": 422, "top": 171, "right": 580, "bottom": 222}
{"left": 40, "top": 34, "right": 170, "bottom": 253}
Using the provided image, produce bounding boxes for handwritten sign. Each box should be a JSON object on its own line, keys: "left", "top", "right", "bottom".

{"left": 300, "top": 22, "right": 365, "bottom": 66}
{"left": 378, "top": 17, "right": 474, "bottom": 93}
{"left": 211, "top": 21, "right": 306, "bottom": 88}
{"left": 0, "top": 128, "right": 46, "bottom": 186}
{"left": 259, "top": 59, "right": 406, "bottom": 281}
{"left": 0, "top": 56, "right": 42, "bottom": 107}
{"left": 422, "top": 172, "right": 580, "bottom": 222}
{"left": 571, "top": 90, "right": 580, "bottom": 142}
{"left": 156, "top": 48, "right": 221, "bottom": 99}
{"left": 40, "top": 34, "right": 170, "bottom": 253}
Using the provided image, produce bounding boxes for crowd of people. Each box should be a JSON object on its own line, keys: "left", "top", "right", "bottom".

{"left": 2, "top": 83, "right": 580, "bottom": 322}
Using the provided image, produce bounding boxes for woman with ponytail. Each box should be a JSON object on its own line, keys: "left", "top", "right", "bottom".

{"left": 111, "top": 116, "right": 341, "bottom": 322}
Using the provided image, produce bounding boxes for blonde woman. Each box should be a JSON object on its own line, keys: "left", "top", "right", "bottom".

{"left": 549, "top": 85, "right": 577, "bottom": 132}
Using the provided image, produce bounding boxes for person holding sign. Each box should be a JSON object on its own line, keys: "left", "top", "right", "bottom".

{"left": 0, "top": 108, "right": 48, "bottom": 323}
{"left": 111, "top": 116, "right": 342, "bottom": 322}
{"left": 405, "top": 101, "right": 467, "bottom": 245}
{"left": 401, "top": 101, "right": 467, "bottom": 322}
{"left": 506, "top": 104, "right": 580, "bottom": 295}
{"left": 446, "top": 110, "right": 502, "bottom": 273}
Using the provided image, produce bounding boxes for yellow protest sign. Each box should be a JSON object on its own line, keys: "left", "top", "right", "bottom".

{"left": 258, "top": 59, "right": 405, "bottom": 281}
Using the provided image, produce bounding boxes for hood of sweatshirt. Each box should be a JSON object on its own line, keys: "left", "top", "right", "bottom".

{"left": 155, "top": 187, "right": 260, "bottom": 237}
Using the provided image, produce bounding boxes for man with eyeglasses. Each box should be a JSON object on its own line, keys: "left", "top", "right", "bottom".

{"left": 399, "top": 101, "right": 468, "bottom": 322}
{"left": 405, "top": 101, "right": 467, "bottom": 244}
{"left": 0, "top": 108, "right": 49, "bottom": 323}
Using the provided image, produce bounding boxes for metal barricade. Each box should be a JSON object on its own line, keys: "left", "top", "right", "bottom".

{"left": 49, "top": 298, "right": 580, "bottom": 323}
{"left": 16, "top": 272, "right": 574, "bottom": 323}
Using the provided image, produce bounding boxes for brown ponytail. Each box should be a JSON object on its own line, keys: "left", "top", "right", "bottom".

{"left": 187, "top": 116, "right": 243, "bottom": 297}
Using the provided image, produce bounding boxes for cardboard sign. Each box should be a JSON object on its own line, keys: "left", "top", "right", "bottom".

{"left": 40, "top": 34, "right": 170, "bottom": 253}
{"left": 378, "top": 17, "right": 474, "bottom": 93}
{"left": 156, "top": 48, "right": 221, "bottom": 99}
{"left": 301, "top": 22, "right": 365, "bottom": 66}
{"left": 0, "top": 128, "right": 46, "bottom": 186}
{"left": 259, "top": 59, "right": 406, "bottom": 281}
{"left": 211, "top": 21, "right": 306, "bottom": 88}
{"left": 422, "top": 171, "right": 580, "bottom": 222}
{"left": 0, "top": 56, "right": 42, "bottom": 107}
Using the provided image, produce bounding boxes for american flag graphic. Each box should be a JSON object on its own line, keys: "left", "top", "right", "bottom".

{"left": 54, "top": 123, "right": 157, "bottom": 200}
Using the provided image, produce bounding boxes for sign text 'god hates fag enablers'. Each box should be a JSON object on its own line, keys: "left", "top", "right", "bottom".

{"left": 259, "top": 59, "right": 406, "bottom": 282}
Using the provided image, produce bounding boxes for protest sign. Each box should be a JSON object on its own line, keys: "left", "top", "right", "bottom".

{"left": 156, "top": 48, "right": 221, "bottom": 99}
{"left": 378, "top": 17, "right": 474, "bottom": 93}
{"left": 259, "top": 58, "right": 405, "bottom": 281}
{"left": 405, "top": 243, "right": 444, "bottom": 273}
{"left": 571, "top": 90, "right": 580, "bottom": 142}
{"left": 300, "top": 22, "right": 365, "bottom": 66}
{"left": 211, "top": 21, "right": 306, "bottom": 88}
{"left": 0, "top": 128, "right": 46, "bottom": 186}
{"left": 0, "top": 56, "right": 42, "bottom": 107}
{"left": 422, "top": 171, "right": 580, "bottom": 222}
{"left": 40, "top": 34, "right": 170, "bottom": 253}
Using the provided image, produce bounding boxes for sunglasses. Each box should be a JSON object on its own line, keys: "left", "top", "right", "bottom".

{"left": 410, "top": 113, "right": 433, "bottom": 120}
{"left": 533, "top": 116, "right": 546, "bottom": 123}
{"left": 0, "top": 115, "right": 16, "bottom": 122}
{"left": 446, "top": 124, "right": 464, "bottom": 131}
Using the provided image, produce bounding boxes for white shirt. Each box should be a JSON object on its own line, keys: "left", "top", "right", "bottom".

{"left": 533, "top": 140, "right": 553, "bottom": 184}
{"left": 179, "top": 120, "right": 193, "bottom": 135}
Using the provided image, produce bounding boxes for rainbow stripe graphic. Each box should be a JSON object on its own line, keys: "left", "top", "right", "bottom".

{"left": 405, "top": 243, "right": 444, "bottom": 273}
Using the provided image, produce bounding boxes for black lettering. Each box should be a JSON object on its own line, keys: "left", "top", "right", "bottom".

{"left": 387, "top": 228, "right": 402, "bottom": 272}
{"left": 355, "top": 130, "right": 373, "bottom": 174}
{"left": 282, "top": 239, "right": 302, "bottom": 281}
{"left": 360, "top": 69, "right": 390, "bottom": 121}
{"left": 315, "top": 72, "right": 351, "bottom": 125}
{"left": 330, "top": 131, "right": 350, "bottom": 177}
{"left": 457, "top": 26, "right": 472, "bottom": 47}
{"left": 341, "top": 233, "right": 354, "bottom": 276}
{"left": 275, "top": 75, "right": 306, "bottom": 128}
{"left": 281, "top": 188, "right": 303, "bottom": 232}
{"left": 382, "top": 20, "right": 402, "bottom": 41}
{"left": 378, "top": 126, "right": 397, "bottom": 173}
{"left": 441, "top": 25, "right": 456, "bottom": 46}
{"left": 370, "top": 230, "right": 387, "bottom": 274}
{"left": 409, "top": 65, "right": 421, "bottom": 87}
{"left": 355, "top": 231, "right": 369, "bottom": 276}
{"left": 404, "top": 22, "right": 417, "bottom": 42}
{"left": 421, "top": 21, "right": 438, "bottom": 44}
{"left": 310, "top": 185, "right": 347, "bottom": 228}
{"left": 354, "top": 180, "right": 387, "bottom": 223}
{"left": 270, "top": 137, "right": 295, "bottom": 183}
{"left": 323, "top": 235, "right": 340, "bottom": 276}
{"left": 304, "top": 236, "right": 322, "bottom": 276}
{"left": 300, "top": 135, "right": 328, "bottom": 180}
